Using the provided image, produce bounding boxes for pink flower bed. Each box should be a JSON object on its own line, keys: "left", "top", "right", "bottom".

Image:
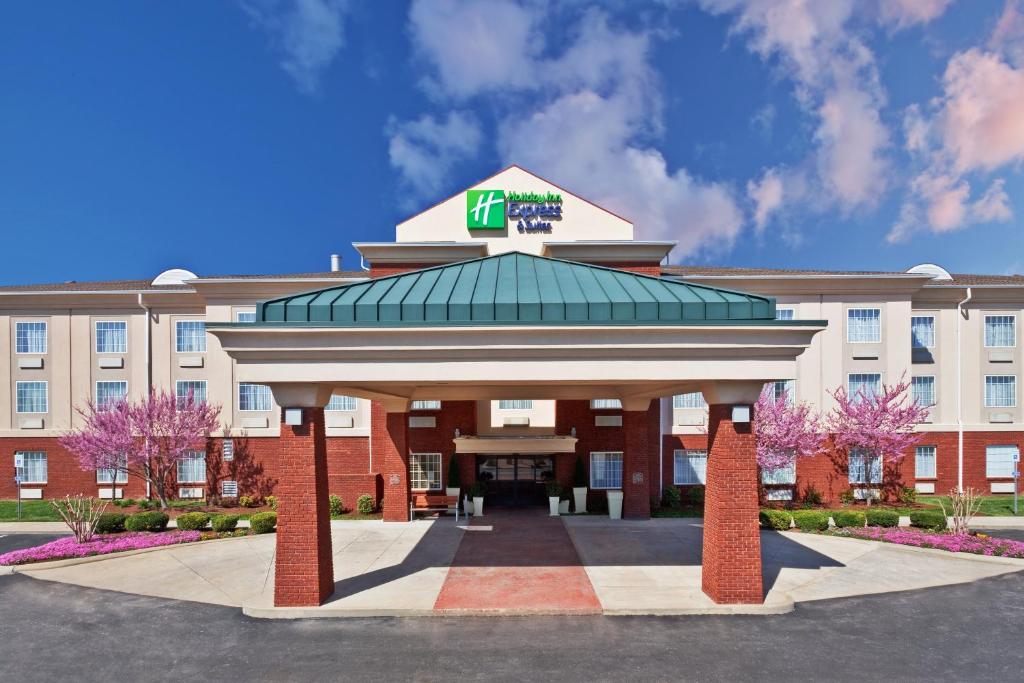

{"left": 843, "top": 526, "right": 1024, "bottom": 559}
{"left": 0, "top": 531, "right": 202, "bottom": 566}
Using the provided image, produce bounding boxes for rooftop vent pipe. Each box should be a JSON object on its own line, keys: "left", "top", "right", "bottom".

{"left": 330, "top": 254, "right": 341, "bottom": 272}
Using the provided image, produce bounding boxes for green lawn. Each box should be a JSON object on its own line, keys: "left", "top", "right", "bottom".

{"left": 0, "top": 500, "right": 61, "bottom": 522}
{"left": 918, "top": 495, "right": 1023, "bottom": 517}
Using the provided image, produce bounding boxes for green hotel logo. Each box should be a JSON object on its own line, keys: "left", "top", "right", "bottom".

{"left": 466, "top": 189, "right": 506, "bottom": 229}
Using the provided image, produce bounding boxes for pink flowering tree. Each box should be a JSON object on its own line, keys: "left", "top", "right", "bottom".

{"left": 60, "top": 390, "right": 220, "bottom": 509}
{"left": 754, "top": 385, "right": 824, "bottom": 473}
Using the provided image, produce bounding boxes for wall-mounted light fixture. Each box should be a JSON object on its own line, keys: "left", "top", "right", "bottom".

{"left": 454, "top": 427, "right": 461, "bottom": 438}
{"left": 284, "top": 408, "right": 303, "bottom": 426}
{"left": 570, "top": 427, "right": 577, "bottom": 437}
{"left": 731, "top": 405, "right": 751, "bottom": 424}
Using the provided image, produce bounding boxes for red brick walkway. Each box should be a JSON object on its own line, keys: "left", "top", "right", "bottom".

{"left": 433, "top": 508, "right": 601, "bottom": 614}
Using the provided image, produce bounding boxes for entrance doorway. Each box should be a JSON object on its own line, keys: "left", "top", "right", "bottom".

{"left": 476, "top": 455, "right": 554, "bottom": 507}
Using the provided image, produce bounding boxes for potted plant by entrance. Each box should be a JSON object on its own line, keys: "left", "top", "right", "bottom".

{"left": 546, "top": 481, "right": 563, "bottom": 517}
{"left": 572, "top": 455, "right": 588, "bottom": 514}
{"left": 558, "top": 491, "right": 570, "bottom": 515}
{"left": 446, "top": 454, "right": 461, "bottom": 512}
{"left": 470, "top": 481, "right": 487, "bottom": 517}
{"left": 607, "top": 489, "right": 624, "bottom": 520}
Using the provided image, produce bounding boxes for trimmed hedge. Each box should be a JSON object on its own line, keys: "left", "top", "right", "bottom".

{"left": 211, "top": 514, "right": 240, "bottom": 532}
{"left": 329, "top": 494, "right": 344, "bottom": 516}
{"left": 792, "top": 510, "right": 830, "bottom": 532}
{"left": 832, "top": 510, "right": 866, "bottom": 528}
{"left": 865, "top": 509, "right": 900, "bottom": 528}
{"left": 95, "top": 512, "right": 127, "bottom": 534}
{"left": 356, "top": 494, "right": 374, "bottom": 515}
{"left": 909, "top": 510, "right": 947, "bottom": 531}
{"left": 175, "top": 512, "right": 211, "bottom": 531}
{"left": 759, "top": 509, "right": 793, "bottom": 530}
{"left": 125, "top": 511, "right": 170, "bottom": 532}
{"left": 250, "top": 511, "right": 277, "bottom": 534}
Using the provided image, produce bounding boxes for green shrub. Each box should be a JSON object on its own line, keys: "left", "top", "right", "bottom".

{"left": 356, "top": 494, "right": 375, "bottom": 514}
{"left": 662, "top": 486, "right": 682, "bottom": 509}
{"left": 545, "top": 481, "right": 563, "bottom": 497}
{"left": 329, "top": 494, "right": 344, "bottom": 516}
{"left": 211, "top": 514, "right": 239, "bottom": 532}
{"left": 137, "top": 499, "right": 155, "bottom": 511}
{"left": 801, "top": 484, "right": 823, "bottom": 507}
{"left": 95, "top": 512, "right": 127, "bottom": 534}
{"left": 865, "top": 509, "right": 900, "bottom": 528}
{"left": 125, "top": 511, "right": 169, "bottom": 532}
{"left": 759, "top": 509, "right": 792, "bottom": 530}
{"left": 250, "top": 511, "right": 277, "bottom": 534}
{"left": 238, "top": 495, "right": 257, "bottom": 508}
{"left": 265, "top": 495, "right": 277, "bottom": 511}
{"left": 838, "top": 490, "right": 855, "bottom": 505}
{"left": 469, "top": 482, "right": 487, "bottom": 498}
{"left": 447, "top": 454, "right": 461, "bottom": 489}
{"left": 909, "top": 510, "right": 947, "bottom": 531}
{"left": 175, "top": 512, "right": 211, "bottom": 531}
{"left": 112, "top": 498, "right": 135, "bottom": 508}
{"left": 897, "top": 486, "right": 918, "bottom": 505}
{"left": 832, "top": 510, "right": 866, "bottom": 528}
{"left": 685, "top": 486, "right": 705, "bottom": 506}
{"left": 792, "top": 510, "right": 830, "bottom": 532}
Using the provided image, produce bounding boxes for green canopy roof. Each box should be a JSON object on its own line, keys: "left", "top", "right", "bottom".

{"left": 255, "top": 252, "right": 781, "bottom": 326}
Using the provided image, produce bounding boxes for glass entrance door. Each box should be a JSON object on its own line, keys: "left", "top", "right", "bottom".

{"left": 476, "top": 455, "right": 554, "bottom": 507}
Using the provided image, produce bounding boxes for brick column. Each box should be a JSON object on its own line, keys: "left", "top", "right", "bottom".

{"left": 622, "top": 404, "right": 652, "bottom": 519}
{"left": 274, "top": 406, "right": 334, "bottom": 607}
{"left": 702, "top": 403, "right": 763, "bottom": 604}
{"left": 373, "top": 401, "right": 409, "bottom": 522}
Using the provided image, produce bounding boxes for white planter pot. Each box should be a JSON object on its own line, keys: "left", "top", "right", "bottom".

{"left": 473, "top": 496, "right": 484, "bottom": 517}
{"left": 607, "top": 490, "right": 624, "bottom": 520}
{"left": 573, "top": 487, "right": 588, "bottom": 514}
{"left": 464, "top": 496, "right": 474, "bottom": 515}
{"left": 549, "top": 496, "right": 560, "bottom": 516}
{"left": 558, "top": 500, "right": 570, "bottom": 515}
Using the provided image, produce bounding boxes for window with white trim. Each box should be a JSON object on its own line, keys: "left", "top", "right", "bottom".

{"left": 848, "top": 449, "right": 882, "bottom": 484}
{"left": 235, "top": 311, "right": 257, "bottom": 323}
{"left": 674, "top": 449, "right": 708, "bottom": 485}
{"left": 222, "top": 439, "right": 234, "bottom": 461}
{"left": 590, "top": 451, "right": 623, "bottom": 489}
{"left": 221, "top": 480, "right": 238, "bottom": 497}
{"left": 673, "top": 392, "right": 707, "bottom": 409}
{"left": 409, "top": 453, "right": 442, "bottom": 490}
{"left": 175, "top": 380, "right": 207, "bottom": 408}
{"left": 847, "top": 374, "right": 881, "bottom": 403}
{"left": 238, "top": 383, "right": 273, "bottom": 411}
{"left": 176, "top": 450, "right": 206, "bottom": 484}
{"left": 95, "top": 321, "right": 127, "bottom": 354}
{"left": 16, "top": 381, "right": 48, "bottom": 413}
{"left": 498, "top": 400, "right": 533, "bottom": 410}
{"left": 986, "top": 445, "right": 1018, "bottom": 479}
{"left": 15, "top": 321, "right": 47, "bottom": 354}
{"left": 18, "top": 451, "right": 47, "bottom": 483}
{"left": 175, "top": 320, "right": 206, "bottom": 353}
{"left": 326, "top": 394, "right": 358, "bottom": 411}
{"left": 95, "top": 381, "right": 128, "bottom": 411}
{"left": 96, "top": 454, "right": 128, "bottom": 484}
{"left": 985, "top": 315, "right": 1016, "bottom": 348}
{"left": 911, "top": 376, "right": 935, "bottom": 407}
{"left": 911, "top": 316, "right": 935, "bottom": 349}
{"left": 591, "top": 399, "right": 622, "bottom": 409}
{"left": 410, "top": 400, "right": 441, "bottom": 410}
{"left": 847, "top": 308, "right": 881, "bottom": 343}
{"left": 761, "top": 459, "right": 796, "bottom": 485}
{"left": 771, "top": 380, "right": 795, "bottom": 405}
{"left": 775, "top": 307, "right": 795, "bottom": 321}
{"left": 915, "top": 446, "right": 936, "bottom": 479}
{"left": 985, "top": 375, "right": 1016, "bottom": 408}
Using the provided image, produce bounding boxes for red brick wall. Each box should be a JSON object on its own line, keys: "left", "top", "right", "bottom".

{"left": 0, "top": 437, "right": 149, "bottom": 500}
{"left": 372, "top": 403, "right": 409, "bottom": 522}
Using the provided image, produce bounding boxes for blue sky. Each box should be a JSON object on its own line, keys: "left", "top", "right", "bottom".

{"left": 2, "top": 0, "right": 1023, "bottom": 285}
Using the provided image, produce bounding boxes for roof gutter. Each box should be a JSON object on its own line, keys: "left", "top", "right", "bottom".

{"left": 956, "top": 287, "right": 972, "bottom": 493}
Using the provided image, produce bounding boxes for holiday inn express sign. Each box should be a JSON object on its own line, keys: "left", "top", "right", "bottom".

{"left": 467, "top": 189, "right": 563, "bottom": 233}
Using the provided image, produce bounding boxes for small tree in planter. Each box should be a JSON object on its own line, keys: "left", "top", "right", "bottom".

{"left": 52, "top": 495, "right": 108, "bottom": 542}
{"left": 572, "top": 455, "right": 588, "bottom": 513}
{"left": 754, "top": 385, "right": 824, "bottom": 501}
{"left": 546, "top": 481, "right": 563, "bottom": 516}
{"left": 446, "top": 453, "right": 462, "bottom": 503}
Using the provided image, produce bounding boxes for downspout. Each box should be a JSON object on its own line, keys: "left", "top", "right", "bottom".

{"left": 956, "top": 287, "right": 972, "bottom": 493}
{"left": 138, "top": 293, "right": 153, "bottom": 499}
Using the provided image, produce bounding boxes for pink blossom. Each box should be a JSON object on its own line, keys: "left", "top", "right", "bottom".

{"left": 843, "top": 526, "right": 1024, "bottom": 559}
{"left": 826, "top": 375, "right": 928, "bottom": 464}
{"left": 754, "top": 385, "right": 824, "bottom": 471}
{"left": 0, "top": 531, "right": 201, "bottom": 566}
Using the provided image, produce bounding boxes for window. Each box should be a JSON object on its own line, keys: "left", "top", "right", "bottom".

{"left": 409, "top": 453, "right": 442, "bottom": 490}
{"left": 175, "top": 380, "right": 207, "bottom": 408}
{"left": 591, "top": 399, "right": 622, "bottom": 409}
{"left": 498, "top": 400, "right": 533, "bottom": 410}
{"left": 95, "top": 381, "right": 128, "bottom": 411}
{"left": 985, "top": 315, "right": 1016, "bottom": 348}
{"left": 17, "top": 451, "right": 47, "bottom": 484}
{"left": 911, "top": 316, "right": 935, "bottom": 349}
{"left": 985, "top": 376, "right": 1016, "bottom": 408}
{"left": 673, "top": 392, "right": 707, "bottom": 409}
{"left": 326, "top": 395, "right": 357, "bottom": 411}
{"left": 175, "top": 320, "right": 206, "bottom": 353}
{"left": 915, "top": 446, "right": 936, "bottom": 479}
{"left": 673, "top": 449, "right": 708, "bottom": 485}
{"left": 222, "top": 439, "right": 234, "bottom": 462}
{"left": 771, "top": 380, "right": 795, "bottom": 405}
{"left": 590, "top": 452, "right": 623, "bottom": 489}
{"left": 176, "top": 450, "right": 206, "bottom": 484}
{"left": 848, "top": 374, "right": 881, "bottom": 403}
{"left": 96, "top": 454, "right": 128, "bottom": 484}
{"left": 986, "top": 445, "right": 1019, "bottom": 478}
{"left": 911, "top": 376, "right": 935, "bottom": 407}
{"left": 848, "top": 449, "right": 882, "bottom": 484}
{"left": 761, "top": 460, "right": 796, "bottom": 485}
{"left": 775, "top": 307, "right": 795, "bottom": 321}
{"left": 238, "top": 383, "right": 273, "bottom": 411}
{"left": 235, "top": 311, "right": 257, "bottom": 323}
{"left": 410, "top": 400, "right": 441, "bottom": 410}
{"left": 95, "top": 321, "right": 127, "bottom": 354}
{"left": 847, "top": 308, "right": 881, "bottom": 343}
{"left": 16, "top": 381, "right": 47, "bottom": 413}
{"left": 15, "top": 321, "right": 47, "bottom": 354}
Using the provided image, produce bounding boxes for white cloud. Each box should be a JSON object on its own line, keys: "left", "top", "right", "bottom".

{"left": 241, "top": 0, "right": 350, "bottom": 94}
{"left": 387, "top": 111, "right": 483, "bottom": 205}
{"left": 747, "top": 168, "right": 784, "bottom": 233}
{"left": 992, "top": 0, "right": 1024, "bottom": 66}
{"left": 876, "top": 0, "right": 953, "bottom": 31}
{"left": 815, "top": 85, "right": 890, "bottom": 206}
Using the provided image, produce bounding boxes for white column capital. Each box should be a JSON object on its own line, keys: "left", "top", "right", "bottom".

{"left": 698, "top": 381, "right": 766, "bottom": 406}
{"left": 268, "top": 382, "right": 333, "bottom": 409}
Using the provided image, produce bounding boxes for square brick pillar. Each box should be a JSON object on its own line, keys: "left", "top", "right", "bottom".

{"left": 372, "top": 400, "right": 409, "bottom": 522}
{"left": 622, "top": 403, "right": 653, "bottom": 519}
{"left": 274, "top": 406, "right": 334, "bottom": 607}
{"left": 702, "top": 403, "right": 763, "bottom": 604}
